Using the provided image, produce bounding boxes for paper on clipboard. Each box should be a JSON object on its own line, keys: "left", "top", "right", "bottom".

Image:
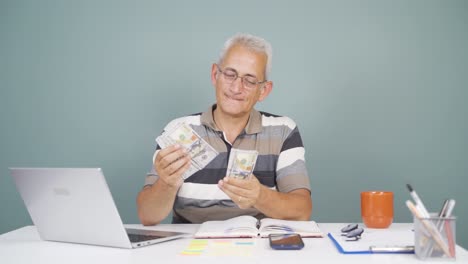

{"left": 328, "top": 226, "right": 414, "bottom": 254}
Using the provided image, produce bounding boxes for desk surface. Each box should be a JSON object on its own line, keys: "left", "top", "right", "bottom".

{"left": 1, "top": 223, "right": 467, "bottom": 264}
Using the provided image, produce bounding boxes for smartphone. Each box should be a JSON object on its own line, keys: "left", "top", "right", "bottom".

{"left": 269, "top": 233, "right": 304, "bottom": 250}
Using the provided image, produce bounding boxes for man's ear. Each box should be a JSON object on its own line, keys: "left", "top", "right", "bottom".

{"left": 258, "top": 81, "right": 273, "bottom": 102}
{"left": 211, "top": 64, "right": 218, "bottom": 87}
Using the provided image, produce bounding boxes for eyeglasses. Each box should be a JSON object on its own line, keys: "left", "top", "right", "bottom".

{"left": 341, "top": 224, "right": 364, "bottom": 241}
{"left": 216, "top": 64, "right": 267, "bottom": 90}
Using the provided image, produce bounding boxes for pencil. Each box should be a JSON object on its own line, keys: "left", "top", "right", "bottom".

{"left": 445, "top": 220, "right": 456, "bottom": 257}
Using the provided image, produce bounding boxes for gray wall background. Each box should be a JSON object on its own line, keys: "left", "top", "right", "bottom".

{"left": 1, "top": 0, "right": 467, "bottom": 248}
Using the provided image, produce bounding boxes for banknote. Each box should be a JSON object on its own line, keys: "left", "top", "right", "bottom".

{"left": 226, "top": 149, "right": 258, "bottom": 179}
{"left": 156, "top": 123, "right": 218, "bottom": 179}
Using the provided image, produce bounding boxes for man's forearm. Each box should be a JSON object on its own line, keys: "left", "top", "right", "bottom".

{"left": 254, "top": 187, "right": 312, "bottom": 220}
{"left": 136, "top": 180, "right": 178, "bottom": 225}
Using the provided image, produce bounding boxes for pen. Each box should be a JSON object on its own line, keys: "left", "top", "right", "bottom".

{"left": 438, "top": 199, "right": 450, "bottom": 218}
{"left": 406, "top": 184, "right": 430, "bottom": 218}
{"left": 369, "top": 245, "right": 414, "bottom": 253}
{"left": 444, "top": 199, "right": 456, "bottom": 218}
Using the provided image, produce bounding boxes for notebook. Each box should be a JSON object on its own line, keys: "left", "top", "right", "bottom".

{"left": 194, "top": 215, "right": 323, "bottom": 238}
{"left": 10, "top": 167, "right": 189, "bottom": 249}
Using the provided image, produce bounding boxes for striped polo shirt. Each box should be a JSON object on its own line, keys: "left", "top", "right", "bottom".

{"left": 145, "top": 105, "right": 310, "bottom": 223}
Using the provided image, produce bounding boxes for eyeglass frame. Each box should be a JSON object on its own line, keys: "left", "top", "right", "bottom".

{"left": 215, "top": 64, "right": 268, "bottom": 90}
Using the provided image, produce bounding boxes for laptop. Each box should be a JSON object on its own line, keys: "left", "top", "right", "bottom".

{"left": 10, "top": 168, "right": 189, "bottom": 249}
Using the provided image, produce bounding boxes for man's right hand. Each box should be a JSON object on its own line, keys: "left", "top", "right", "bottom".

{"left": 154, "top": 144, "right": 191, "bottom": 188}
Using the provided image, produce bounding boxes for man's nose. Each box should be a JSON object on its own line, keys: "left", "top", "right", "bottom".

{"left": 230, "top": 77, "right": 244, "bottom": 93}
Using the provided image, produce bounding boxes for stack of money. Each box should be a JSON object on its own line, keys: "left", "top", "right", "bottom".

{"left": 156, "top": 123, "right": 218, "bottom": 179}
{"left": 226, "top": 149, "right": 258, "bottom": 179}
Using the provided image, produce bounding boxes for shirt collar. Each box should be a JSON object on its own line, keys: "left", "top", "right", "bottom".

{"left": 201, "top": 104, "right": 262, "bottom": 134}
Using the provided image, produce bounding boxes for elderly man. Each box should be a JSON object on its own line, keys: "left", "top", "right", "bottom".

{"left": 137, "top": 33, "right": 312, "bottom": 225}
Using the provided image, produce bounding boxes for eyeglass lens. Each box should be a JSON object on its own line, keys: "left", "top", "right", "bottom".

{"left": 341, "top": 224, "right": 358, "bottom": 233}
{"left": 218, "top": 66, "right": 262, "bottom": 89}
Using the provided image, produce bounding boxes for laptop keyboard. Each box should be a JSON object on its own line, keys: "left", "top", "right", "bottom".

{"left": 127, "top": 233, "right": 163, "bottom": 243}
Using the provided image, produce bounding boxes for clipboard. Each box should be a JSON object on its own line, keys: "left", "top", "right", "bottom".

{"left": 328, "top": 226, "right": 415, "bottom": 254}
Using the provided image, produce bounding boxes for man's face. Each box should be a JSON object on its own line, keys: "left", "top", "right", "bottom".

{"left": 211, "top": 45, "right": 271, "bottom": 118}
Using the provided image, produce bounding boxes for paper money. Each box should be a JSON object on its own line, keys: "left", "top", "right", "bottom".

{"left": 156, "top": 123, "right": 218, "bottom": 179}
{"left": 226, "top": 149, "right": 258, "bottom": 179}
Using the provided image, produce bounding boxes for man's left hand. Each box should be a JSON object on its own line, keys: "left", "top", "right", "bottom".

{"left": 218, "top": 175, "right": 262, "bottom": 209}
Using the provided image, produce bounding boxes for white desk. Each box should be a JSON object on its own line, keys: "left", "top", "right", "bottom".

{"left": 1, "top": 223, "right": 467, "bottom": 264}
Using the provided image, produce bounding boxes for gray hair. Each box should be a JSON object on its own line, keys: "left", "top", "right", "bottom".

{"left": 217, "top": 33, "right": 273, "bottom": 80}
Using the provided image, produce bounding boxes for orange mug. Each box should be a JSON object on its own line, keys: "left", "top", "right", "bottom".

{"left": 361, "top": 191, "right": 393, "bottom": 228}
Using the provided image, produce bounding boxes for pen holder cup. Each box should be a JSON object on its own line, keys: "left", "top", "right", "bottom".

{"left": 414, "top": 214, "right": 456, "bottom": 260}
